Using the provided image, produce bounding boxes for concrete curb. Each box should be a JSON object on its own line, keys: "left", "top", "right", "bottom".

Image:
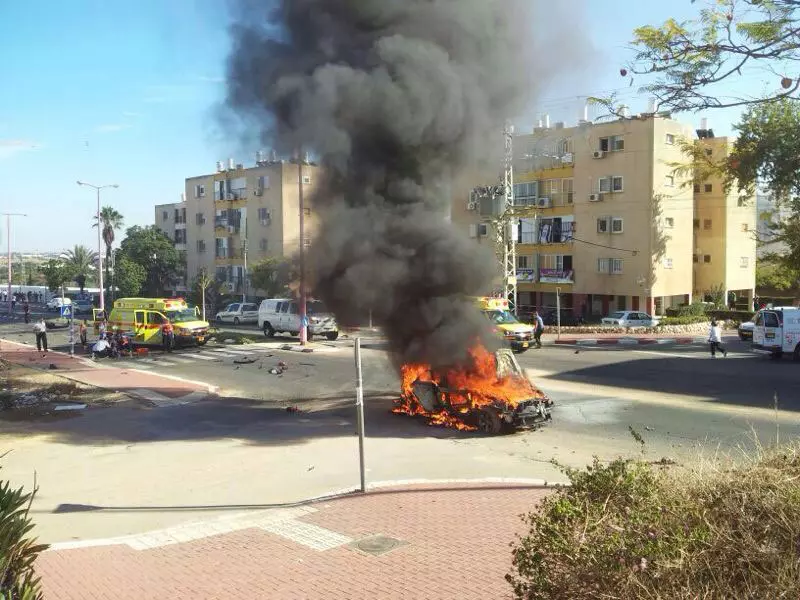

{"left": 553, "top": 336, "right": 704, "bottom": 347}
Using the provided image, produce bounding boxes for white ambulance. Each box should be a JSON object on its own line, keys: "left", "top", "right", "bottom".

{"left": 751, "top": 307, "right": 800, "bottom": 360}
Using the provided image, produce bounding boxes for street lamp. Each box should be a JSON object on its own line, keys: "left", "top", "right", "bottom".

{"left": 77, "top": 181, "right": 119, "bottom": 313}
{"left": 3, "top": 213, "right": 27, "bottom": 315}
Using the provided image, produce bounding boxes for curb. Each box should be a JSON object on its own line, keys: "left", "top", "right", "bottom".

{"left": 554, "top": 336, "right": 703, "bottom": 347}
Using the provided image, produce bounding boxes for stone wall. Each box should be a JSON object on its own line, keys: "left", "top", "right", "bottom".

{"left": 542, "top": 321, "right": 738, "bottom": 335}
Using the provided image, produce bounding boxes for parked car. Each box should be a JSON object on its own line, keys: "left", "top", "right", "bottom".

{"left": 601, "top": 311, "right": 660, "bottom": 328}
{"left": 45, "top": 297, "right": 72, "bottom": 311}
{"left": 738, "top": 320, "right": 755, "bottom": 340}
{"left": 215, "top": 302, "right": 259, "bottom": 325}
{"left": 73, "top": 298, "right": 94, "bottom": 314}
{"left": 258, "top": 298, "right": 339, "bottom": 340}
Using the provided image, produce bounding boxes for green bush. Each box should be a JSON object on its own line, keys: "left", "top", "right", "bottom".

{"left": 658, "top": 315, "right": 709, "bottom": 325}
{"left": 666, "top": 302, "right": 708, "bottom": 318}
{"left": 0, "top": 461, "right": 48, "bottom": 600}
{"left": 507, "top": 445, "right": 800, "bottom": 600}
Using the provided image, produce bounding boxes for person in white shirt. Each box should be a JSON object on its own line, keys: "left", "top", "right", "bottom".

{"left": 708, "top": 319, "right": 727, "bottom": 358}
{"left": 32, "top": 318, "right": 48, "bottom": 353}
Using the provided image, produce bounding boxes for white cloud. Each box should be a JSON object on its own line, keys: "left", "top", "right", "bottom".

{"left": 0, "top": 139, "right": 40, "bottom": 159}
{"left": 94, "top": 123, "right": 132, "bottom": 133}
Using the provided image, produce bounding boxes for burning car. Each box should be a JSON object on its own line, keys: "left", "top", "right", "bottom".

{"left": 394, "top": 346, "right": 553, "bottom": 434}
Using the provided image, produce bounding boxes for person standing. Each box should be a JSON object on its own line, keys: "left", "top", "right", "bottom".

{"left": 162, "top": 319, "right": 175, "bottom": 352}
{"left": 23, "top": 302, "right": 30, "bottom": 324}
{"left": 33, "top": 318, "right": 48, "bottom": 353}
{"left": 533, "top": 309, "right": 544, "bottom": 349}
{"left": 79, "top": 320, "right": 88, "bottom": 349}
{"left": 708, "top": 319, "right": 727, "bottom": 358}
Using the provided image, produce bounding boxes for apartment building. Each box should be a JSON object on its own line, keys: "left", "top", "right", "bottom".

{"left": 453, "top": 113, "right": 756, "bottom": 317}
{"left": 154, "top": 199, "right": 188, "bottom": 294}
{"left": 181, "top": 155, "right": 319, "bottom": 297}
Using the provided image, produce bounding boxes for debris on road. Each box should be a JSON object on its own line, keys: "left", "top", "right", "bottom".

{"left": 54, "top": 403, "right": 87, "bottom": 412}
{"left": 233, "top": 357, "right": 257, "bottom": 365}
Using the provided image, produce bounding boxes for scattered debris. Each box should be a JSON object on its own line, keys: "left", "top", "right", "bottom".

{"left": 223, "top": 338, "right": 236, "bottom": 344}
{"left": 307, "top": 466, "right": 315, "bottom": 471}
{"left": 269, "top": 368, "right": 280, "bottom": 375}
{"left": 299, "top": 362, "right": 315, "bottom": 367}
{"left": 233, "top": 357, "right": 257, "bottom": 365}
{"left": 54, "top": 403, "right": 87, "bottom": 412}
{"left": 645, "top": 426, "right": 655, "bottom": 432}
{"left": 286, "top": 406, "right": 306, "bottom": 414}
{"left": 48, "top": 364, "right": 58, "bottom": 370}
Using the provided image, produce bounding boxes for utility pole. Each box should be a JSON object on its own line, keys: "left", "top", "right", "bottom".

{"left": 77, "top": 181, "right": 119, "bottom": 313}
{"left": 501, "top": 122, "right": 517, "bottom": 314}
{"left": 3, "top": 213, "right": 27, "bottom": 315}
{"left": 298, "top": 152, "right": 308, "bottom": 345}
{"left": 242, "top": 210, "right": 248, "bottom": 304}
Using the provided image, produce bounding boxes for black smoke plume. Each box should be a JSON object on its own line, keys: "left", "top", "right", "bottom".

{"left": 225, "top": 0, "right": 540, "bottom": 369}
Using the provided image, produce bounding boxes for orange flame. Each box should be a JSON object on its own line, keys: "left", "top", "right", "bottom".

{"left": 394, "top": 344, "right": 548, "bottom": 430}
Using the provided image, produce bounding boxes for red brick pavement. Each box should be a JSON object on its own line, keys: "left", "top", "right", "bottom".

{"left": 35, "top": 483, "right": 550, "bottom": 599}
{"left": 0, "top": 338, "right": 214, "bottom": 400}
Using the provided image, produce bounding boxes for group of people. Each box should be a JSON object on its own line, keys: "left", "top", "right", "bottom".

{"left": 2, "top": 291, "right": 44, "bottom": 305}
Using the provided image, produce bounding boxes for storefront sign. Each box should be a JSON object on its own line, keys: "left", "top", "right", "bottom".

{"left": 515, "top": 269, "right": 536, "bottom": 282}
{"left": 539, "top": 269, "right": 574, "bottom": 283}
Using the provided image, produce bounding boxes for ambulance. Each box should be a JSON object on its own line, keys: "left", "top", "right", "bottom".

{"left": 751, "top": 307, "right": 800, "bottom": 360}
{"left": 107, "top": 298, "right": 210, "bottom": 347}
{"left": 475, "top": 296, "right": 535, "bottom": 353}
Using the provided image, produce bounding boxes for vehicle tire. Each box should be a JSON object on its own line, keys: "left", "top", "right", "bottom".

{"left": 216, "top": 317, "right": 223, "bottom": 325}
{"left": 739, "top": 334, "right": 746, "bottom": 341}
{"left": 233, "top": 317, "right": 240, "bottom": 325}
{"left": 263, "top": 323, "right": 275, "bottom": 338}
{"left": 794, "top": 344, "right": 800, "bottom": 362}
{"left": 771, "top": 351, "right": 782, "bottom": 361}
{"left": 476, "top": 408, "right": 502, "bottom": 435}
{"left": 326, "top": 331, "right": 339, "bottom": 341}
{"left": 197, "top": 339, "right": 207, "bottom": 346}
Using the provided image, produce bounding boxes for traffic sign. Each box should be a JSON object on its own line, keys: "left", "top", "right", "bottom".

{"left": 60, "top": 305, "right": 72, "bottom": 318}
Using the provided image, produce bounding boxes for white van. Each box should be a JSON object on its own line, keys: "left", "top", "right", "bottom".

{"left": 752, "top": 307, "right": 800, "bottom": 360}
{"left": 258, "top": 298, "right": 339, "bottom": 341}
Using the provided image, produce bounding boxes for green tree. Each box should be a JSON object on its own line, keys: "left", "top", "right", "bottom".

{"left": 92, "top": 206, "right": 124, "bottom": 300}
{"left": 248, "top": 256, "right": 291, "bottom": 298}
{"left": 61, "top": 245, "right": 98, "bottom": 292}
{"left": 189, "top": 269, "right": 227, "bottom": 321}
{"left": 625, "top": 0, "right": 800, "bottom": 112}
{"left": 757, "top": 258, "right": 798, "bottom": 292}
{"left": 39, "top": 259, "right": 75, "bottom": 293}
{"left": 113, "top": 253, "right": 146, "bottom": 297}
{"left": 118, "top": 225, "right": 179, "bottom": 296}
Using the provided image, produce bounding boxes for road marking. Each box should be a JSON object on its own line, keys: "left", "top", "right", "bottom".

{"left": 259, "top": 519, "right": 352, "bottom": 551}
{"left": 158, "top": 355, "right": 196, "bottom": 364}
{"left": 188, "top": 352, "right": 218, "bottom": 360}
{"left": 630, "top": 349, "right": 755, "bottom": 360}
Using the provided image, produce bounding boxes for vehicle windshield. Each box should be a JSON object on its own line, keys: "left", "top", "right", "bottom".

{"left": 486, "top": 310, "right": 519, "bottom": 325}
{"left": 165, "top": 309, "right": 198, "bottom": 323}
{"left": 609, "top": 312, "right": 626, "bottom": 319}
{"left": 307, "top": 301, "right": 329, "bottom": 315}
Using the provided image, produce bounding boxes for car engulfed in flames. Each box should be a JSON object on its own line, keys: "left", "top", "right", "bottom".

{"left": 393, "top": 346, "right": 553, "bottom": 434}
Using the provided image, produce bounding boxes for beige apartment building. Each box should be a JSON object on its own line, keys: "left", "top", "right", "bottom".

{"left": 154, "top": 199, "right": 188, "bottom": 294}
{"left": 452, "top": 113, "right": 756, "bottom": 317}
{"left": 177, "top": 155, "right": 319, "bottom": 297}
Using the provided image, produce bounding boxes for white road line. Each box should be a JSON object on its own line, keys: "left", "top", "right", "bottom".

{"left": 630, "top": 349, "right": 754, "bottom": 359}
{"left": 188, "top": 353, "right": 218, "bottom": 361}
{"left": 159, "top": 355, "right": 196, "bottom": 364}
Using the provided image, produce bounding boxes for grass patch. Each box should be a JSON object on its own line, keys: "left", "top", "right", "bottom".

{"left": 507, "top": 439, "right": 800, "bottom": 599}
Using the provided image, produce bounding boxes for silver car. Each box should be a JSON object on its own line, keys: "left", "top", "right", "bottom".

{"left": 601, "top": 311, "right": 660, "bottom": 328}
{"left": 215, "top": 302, "right": 259, "bottom": 325}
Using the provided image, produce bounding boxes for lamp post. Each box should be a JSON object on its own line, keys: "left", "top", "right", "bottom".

{"left": 3, "top": 213, "right": 27, "bottom": 315}
{"left": 297, "top": 152, "right": 308, "bottom": 345}
{"left": 77, "top": 181, "right": 119, "bottom": 313}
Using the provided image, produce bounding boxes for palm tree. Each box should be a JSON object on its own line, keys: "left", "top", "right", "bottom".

{"left": 93, "top": 206, "right": 124, "bottom": 300}
{"left": 62, "top": 245, "right": 98, "bottom": 292}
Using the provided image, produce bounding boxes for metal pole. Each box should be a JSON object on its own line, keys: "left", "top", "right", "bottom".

{"left": 298, "top": 155, "right": 308, "bottom": 345}
{"left": 6, "top": 215, "right": 10, "bottom": 316}
{"left": 201, "top": 271, "right": 206, "bottom": 322}
{"left": 96, "top": 188, "right": 104, "bottom": 313}
{"left": 556, "top": 287, "right": 561, "bottom": 340}
{"left": 69, "top": 308, "right": 75, "bottom": 356}
{"left": 354, "top": 337, "right": 366, "bottom": 493}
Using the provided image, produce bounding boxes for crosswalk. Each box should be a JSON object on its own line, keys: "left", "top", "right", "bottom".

{"left": 124, "top": 345, "right": 305, "bottom": 370}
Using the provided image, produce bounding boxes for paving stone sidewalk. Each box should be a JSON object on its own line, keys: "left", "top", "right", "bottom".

{"left": 36, "top": 483, "right": 550, "bottom": 600}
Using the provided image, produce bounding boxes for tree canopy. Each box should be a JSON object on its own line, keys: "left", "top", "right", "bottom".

{"left": 118, "top": 225, "right": 180, "bottom": 296}
{"left": 61, "top": 245, "right": 98, "bottom": 291}
{"left": 248, "top": 256, "right": 292, "bottom": 298}
{"left": 113, "top": 252, "right": 147, "bottom": 297}
{"left": 40, "top": 259, "right": 75, "bottom": 292}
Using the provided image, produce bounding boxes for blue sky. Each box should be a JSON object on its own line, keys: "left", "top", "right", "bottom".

{"left": 0, "top": 1, "right": 770, "bottom": 252}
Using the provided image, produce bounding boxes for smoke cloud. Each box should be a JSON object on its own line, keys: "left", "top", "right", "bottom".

{"left": 225, "top": 0, "right": 543, "bottom": 369}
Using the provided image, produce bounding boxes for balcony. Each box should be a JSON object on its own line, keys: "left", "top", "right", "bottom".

{"left": 519, "top": 221, "right": 575, "bottom": 245}
{"left": 214, "top": 249, "right": 244, "bottom": 265}
{"left": 214, "top": 190, "right": 248, "bottom": 208}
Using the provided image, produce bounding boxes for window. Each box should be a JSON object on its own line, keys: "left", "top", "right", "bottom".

{"left": 612, "top": 176, "right": 623, "bottom": 192}
{"left": 260, "top": 238, "right": 268, "bottom": 251}
{"left": 302, "top": 175, "right": 311, "bottom": 185}
{"left": 665, "top": 175, "right": 674, "bottom": 187}
{"left": 197, "top": 240, "right": 206, "bottom": 253}
{"left": 162, "top": 210, "right": 168, "bottom": 221}
{"left": 664, "top": 217, "right": 674, "bottom": 228}
{"left": 516, "top": 255, "right": 529, "bottom": 269}
{"left": 303, "top": 207, "right": 311, "bottom": 216}
{"left": 513, "top": 182, "right": 538, "bottom": 204}
{"left": 611, "top": 217, "right": 623, "bottom": 233}
{"left": 598, "top": 176, "right": 623, "bottom": 193}
{"left": 693, "top": 254, "right": 699, "bottom": 263}
{"left": 704, "top": 183, "right": 713, "bottom": 193}
{"left": 693, "top": 183, "right": 700, "bottom": 193}
{"left": 174, "top": 230, "right": 186, "bottom": 244}
{"left": 663, "top": 258, "right": 673, "bottom": 269}
{"left": 693, "top": 218, "right": 700, "bottom": 229}
{"left": 478, "top": 223, "right": 488, "bottom": 236}
{"left": 611, "top": 258, "right": 624, "bottom": 274}
{"left": 597, "top": 217, "right": 609, "bottom": 233}
{"left": 599, "top": 135, "right": 624, "bottom": 152}
{"left": 705, "top": 148, "right": 713, "bottom": 156}
{"left": 196, "top": 212, "right": 205, "bottom": 226}
{"left": 665, "top": 133, "right": 675, "bottom": 145}
{"left": 737, "top": 197, "right": 747, "bottom": 207}
{"left": 703, "top": 254, "right": 712, "bottom": 263}
{"left": 597, "top": 258, "right": 609, "bottom": 273}
{"left": 147, "top": 312, "right": 166, "bottom": 325}
{"left": 599, "top": 258, "right": 624, "bottom": 273}
{"left": 703, "top": 219, "right": 712, "bottom": 230}
{"left": 740, "top": 256, "right": 749, "bottom": 268}
{"left": 741, "top": 223, "right": 749, "bottom": 232}
{"left": 257, "top": 175, "right": 269, "bottom": 192}
{"left": 303, "top": 238, "right": 311, "bottom": 248}
{"left": 562, "top": 178, "right": 574, "bottom": 203}
{"left": 194, "top": 184, "right": 205, "bottom": 198}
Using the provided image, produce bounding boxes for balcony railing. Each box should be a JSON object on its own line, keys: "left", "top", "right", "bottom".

{"left": 215, "top": 249, "right": 243, "bottom": 260}
{"left": 520, "top": 221, "right": 575, "bottom": 244}
{"left": 513, "top": 193, "right": 574, "bottom": 209}
{"left": 214, "top": 189, "right": 248, "bottom": 201}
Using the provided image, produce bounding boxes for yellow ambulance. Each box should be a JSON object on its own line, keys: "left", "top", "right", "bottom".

{"left": 475, "top": 296, "right": 535, "bottom": 353}
{"left": 108, "top": 298, "right": 210, "bottom": 347}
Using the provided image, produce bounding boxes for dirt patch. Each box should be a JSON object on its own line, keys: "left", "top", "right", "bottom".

{"left": 0, "top": 359, "right": 129, "bottom": 420}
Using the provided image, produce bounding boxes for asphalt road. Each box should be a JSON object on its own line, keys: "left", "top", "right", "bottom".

{"left": 3, "top": 319, "right": 800, "bottom": 543}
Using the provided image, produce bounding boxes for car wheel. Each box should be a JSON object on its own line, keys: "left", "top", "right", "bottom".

{"left": 234, "top": 317, "right": 240, "bottom": 325}
{"left": 476, "top": 408, "right": 502, "bottom": 435}
{"left": 216, "top": 316, "right": 223, "bottom": 324}
{"left": 739, "top": 334, "right": 746, "bottom": 341}
{"left": 263, "top": 323, "right": 275, "bottom": 338}
{"left": 325, "top": 331, "right": 339, "bottom": 341}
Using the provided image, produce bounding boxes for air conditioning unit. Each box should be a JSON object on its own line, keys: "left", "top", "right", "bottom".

{"left": 260, "top": 219, "right": 269, "bottom": 226}
{"left": 593, "top": 150, "right": 605, "bottom": 159}
{"left": 589, "top": 193, "right": 603, "bottom": 202}
{"left": 467, "top": 200, "right": 478, "bottom": 211}
{"left": 537, "top": 197, "right": 551, "bottom": 208}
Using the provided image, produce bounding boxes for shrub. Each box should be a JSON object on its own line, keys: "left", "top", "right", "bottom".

{"left": 507, "top": 445, "right": 800, "bottom": 599}
{"left": 657, "top": 315, "right": 709, "bottom": 325}
{"left": 666, "top": 302, "right": 708, "bottom": 317}
{"left": 0, "top": 461, "right": 48, "bottom": 599}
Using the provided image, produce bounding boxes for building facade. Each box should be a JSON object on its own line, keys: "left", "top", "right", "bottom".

{"left": 181, "top": 156, "right": 319, "bottom": 297}
{"left": 154, "top": 199, "right": 188, "bottom": 295}
{"left": 453, "top": 113, "right": 757, "bottom": 317}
